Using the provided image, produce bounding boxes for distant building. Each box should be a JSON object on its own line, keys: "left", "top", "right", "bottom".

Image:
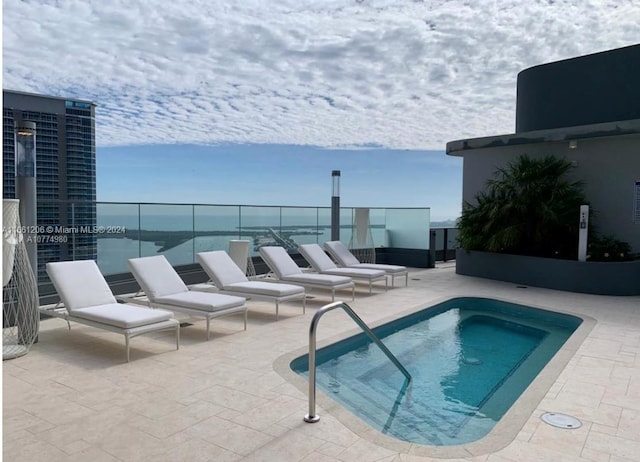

{"left": 3, "top": 90, "right": 98, "bottom": 281}
{"left": 447, "top": 44, "right": 640, "bottom": 253}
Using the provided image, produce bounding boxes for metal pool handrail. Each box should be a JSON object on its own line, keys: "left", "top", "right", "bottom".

{"left": 304, "top": 301, "right": 412, "bottom": 423}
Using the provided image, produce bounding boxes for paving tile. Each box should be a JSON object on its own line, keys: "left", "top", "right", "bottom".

{"left": 529, "top": 420, "right": 591, "bottom": 456}
{"left": 94, "top": 424, "right": 187, "bottom": 462}
{"left": 128, "top": 401, "right": 225, "bottom": 438}
{"left": 4, "top": 267, "right": 640, "bottom": 462}
{"left": 616, "top": 408, "right": 640, "bottom": 442}
{"left": 2, "top": 431, "right": 70, "bottom": 462}
{"left": 186, "top": 415, "right": 273, "bottom": 456}
{"left": 240, "top": 427, "right": 326, "bottom": 462}
{"left": 336, "top": 439, "right": 397, "bottom": 462}
{"left": 585, "top": 431, "right": 640, "bottom": 461}
{"left": 496, "top": 440, "right": 586, "bottom": 462}
{"left": 580, "top": 446, "right": 613, "bottom": 462}
{"left": 301, "top": 452, "right": 344, "bottom": 462}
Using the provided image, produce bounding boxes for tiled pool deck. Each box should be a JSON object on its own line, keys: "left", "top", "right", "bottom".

{"left": 3, "top": 264, "right": 640, "bottom": 461}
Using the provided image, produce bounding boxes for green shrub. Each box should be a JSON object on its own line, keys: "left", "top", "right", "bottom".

{"left": 457, "top": 154, "right": 586, "bottom": 259}
{"left": 587, "top": 235, "right": 633, "bottom": 262}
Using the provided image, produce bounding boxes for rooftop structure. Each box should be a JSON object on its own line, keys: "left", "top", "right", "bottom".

{"left": 3, "top": 90, "right": 98, "bottom": 280}
{"left": 447, "top": 45, "right": 640, "bottom": 254}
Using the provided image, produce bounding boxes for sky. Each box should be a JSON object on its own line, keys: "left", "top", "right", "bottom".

{"left": 3, "top": 1, "right": 639, "bottom": 221}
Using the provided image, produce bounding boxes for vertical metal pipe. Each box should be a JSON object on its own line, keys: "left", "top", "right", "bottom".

{"left": 15, "top": 121, "right": 38, "bottom": 279}
{"left": 443, "top": 228, "right": 449, "bottom": 262}
{"left": 304, "top": 314, "right": 320, "bottom": 422}
{"left": 71, "top": 202, "right": 76, "bottom": 261}
{"left": 304, "top": 301, "right": 411, "bottom": 423}
{"left": 428, "top": 230, "right": 436, "bottom": 268}
{"left": 137, "top": 203, "right": 142, "bottom": 257}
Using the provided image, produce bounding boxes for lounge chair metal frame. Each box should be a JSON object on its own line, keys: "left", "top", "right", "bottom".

{"left": 129, "top": 290, "right": 247, "bottom": 340}
{"left": 44, "top": 259, "right": 180, "bottom": 362}
{"left": 40, "top": 302, "right": 180, "bottom": 362}
{"left": 128, "top": 255, "right": 248, "bottom": 340}
{"left": 196, "top": 250, "right": 306, "bottom": 321}
{"left": 298, "top": 244, "right": 388, "bottom": 294}
{"left": 259, "top": 246, "right": 355, "bottom": 302}
{"left": 324, "top": 240, "right": 409, "bottom": 287}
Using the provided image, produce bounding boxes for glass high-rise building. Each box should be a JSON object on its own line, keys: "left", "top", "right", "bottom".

{"left": 3, "top": 90, "right": 97, "bottom": 282}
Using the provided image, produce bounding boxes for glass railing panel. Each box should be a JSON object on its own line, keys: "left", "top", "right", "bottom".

{"left": 32, "top": 200, "right": 432, "bottom": 287}
{"left": 369, "top": 208, "right": 388, "bottom": 247}
{"left": 447, "top": 228, "right": 459, "bottom": 248}
{"left": 341, "top": 207, "right": 387, "bottom": 249}
{"left": 316, "top": 207, "right": 332, "bottom": 246}
{"left": 193, "top": 205, "right": 241, "bottom": 255}
{"left": 385, "top": 208, "right": 431, "bottom": 249}
{"left": 139, "top": 203, "right": 194, "bottom": 266}
{"left": 96, "top": 202, "right": 140, "bottom": 275}
{"left": 430, "top": 227, "right": 458, "bottom": 261}
{"left": 281, "top": 207, "right": 322, "bottom": 247}
{"left": 339, "top": 208, "right": 354, "bottom": 244}
{"left": 239, "top": 206, "right": 283, "bottom": 255}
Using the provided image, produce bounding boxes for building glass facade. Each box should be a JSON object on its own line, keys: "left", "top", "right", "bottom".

{"left": 3, "top": 90, "right": 97, "bottom": 282}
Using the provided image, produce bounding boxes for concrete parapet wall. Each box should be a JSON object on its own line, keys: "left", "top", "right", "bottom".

{"left": 456, "top": 249, "right": 640, "bottom": 296}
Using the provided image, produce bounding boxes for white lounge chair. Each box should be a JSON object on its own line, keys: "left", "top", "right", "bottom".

{"left": 298, "top": 244, "right": 387, "bottom": 294}
{"left": 43, "top": 260, "right": 179, "bottom": 362}
{"left": 324, "top": 240, "right": 409, "bottom": 287}
{"left": 128, "top": 255, "right": 247, "bottom": 340}
{"left": 196, "top": 250, "right": 306, "bottom": 321}
{"left": 258, "top": 246, "right": 355, "bottom": 301}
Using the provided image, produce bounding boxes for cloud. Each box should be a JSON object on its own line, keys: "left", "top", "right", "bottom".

{"left": 4, "top": 0, "right": 639, "bottom": 149}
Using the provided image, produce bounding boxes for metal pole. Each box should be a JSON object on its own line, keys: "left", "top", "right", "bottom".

{"left": 443, "top": 228, "right": 449, "bottom": 262}
{"left": 304, "top": 301, "right": 412, "bottom": 423}
{"left": 428, "top": 230, "right": 436, "bottom": 268}
{"left": 14, "top": 121, "right": 39, "bottom": 345}
{"left": 304, "top": 312, "right": 320, "bottom": 423}
{"left": 15, "top": 121, "right": 38, "bottom": 279}
{"left": 331, "top": 170, "right": 340, "bottom": 241}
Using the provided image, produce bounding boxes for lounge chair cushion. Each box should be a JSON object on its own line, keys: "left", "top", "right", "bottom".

{"left": 324, "top": 241, "right": 361, "bottom": 266}
{"left": 72, "top": 303, "right": 173, "bottom": 329}
{"left": 196, "top": 251, "right": 248, "bottom": 287}
{"left": 154, "top": 291, "right": 245, "bottom": 312}
{"left": 224, "top": 281, "right": 304, "bottom": 297}
{"left": 128, "top": 256, "right": 189, "bottom": 300}
{"left": 299, "top": 244, "right": 385, "bottom": 280}
{"left": 46, "top": 260, "right": 116, "bottom": 312}
{"left": 298, "top": 244, "right": 339, "bottom": 271}
{"left": 259, "top": 246, "right": 303, "bottom": 278}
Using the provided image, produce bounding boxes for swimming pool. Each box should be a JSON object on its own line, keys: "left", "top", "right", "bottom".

{"left": 290, "top": 297, "right": 582, "bottom": 446}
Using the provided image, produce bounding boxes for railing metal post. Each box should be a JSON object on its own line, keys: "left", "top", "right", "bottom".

{"left": 304, "top": 312, "right": 321, "bottom": 423}
{"left": 429, "top": 230, "right": 436, "bottom": 267}
{"left": 304, "top": 301, "right": 411, "bottom": 423}
{"left": 443, "top": 228, "right": 449, "bottom": 262}
{"left": 137, "top": 203, "right": 142, "bottom": 257}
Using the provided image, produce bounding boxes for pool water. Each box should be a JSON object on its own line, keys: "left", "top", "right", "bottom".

{"left": 291, "top": 297, "right": 582, "bottom": 446}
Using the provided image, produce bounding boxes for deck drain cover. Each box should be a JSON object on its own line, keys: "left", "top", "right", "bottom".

{"left": 541, "top": 412, "right": 582, "bottom": 429}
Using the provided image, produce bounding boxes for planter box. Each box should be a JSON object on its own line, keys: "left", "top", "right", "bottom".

{"left": 456, "top": 249, "right": 640, "bottom": 296}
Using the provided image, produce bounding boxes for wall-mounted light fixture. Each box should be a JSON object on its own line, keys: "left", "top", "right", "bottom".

{"left": 569, "top": 140, "right": 578, "bottom": 149}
